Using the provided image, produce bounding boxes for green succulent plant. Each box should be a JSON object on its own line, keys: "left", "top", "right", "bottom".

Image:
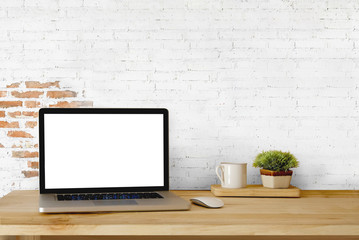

{"left": 253, "top": 150, "right": 299, "bottom": 172}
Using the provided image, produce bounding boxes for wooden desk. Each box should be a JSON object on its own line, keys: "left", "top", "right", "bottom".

{"left": 0, "top": 190, "right": 359, "bottom": 240}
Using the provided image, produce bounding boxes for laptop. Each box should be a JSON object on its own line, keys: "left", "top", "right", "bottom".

{"left": 38, "top": 108, "right": 190, "bottom": 213}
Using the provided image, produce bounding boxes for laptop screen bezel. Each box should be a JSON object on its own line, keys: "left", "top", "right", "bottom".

{"left": 39, "top": 108, "right": 169, "bottom": 194}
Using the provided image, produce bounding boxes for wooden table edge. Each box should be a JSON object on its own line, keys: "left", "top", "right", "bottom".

{"left": 1, "top": 224, "right": 359, "bottom": 236}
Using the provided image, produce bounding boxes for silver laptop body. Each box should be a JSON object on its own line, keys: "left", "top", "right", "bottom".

{"left": 38, "top": 108, "right": 190, "bottom": 213}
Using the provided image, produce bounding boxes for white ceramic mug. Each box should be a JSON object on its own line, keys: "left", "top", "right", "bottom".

{"left": 216, "top": 162, "right": 247, "bottom": 188}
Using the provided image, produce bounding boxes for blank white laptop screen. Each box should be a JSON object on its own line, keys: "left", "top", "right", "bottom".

{"left": 44, "top": 114, "right": 164, "bottom": 189}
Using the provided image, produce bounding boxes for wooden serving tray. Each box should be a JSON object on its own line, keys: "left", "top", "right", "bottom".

{"left": 211, "top": 184, "right": 301, "bottom": 198}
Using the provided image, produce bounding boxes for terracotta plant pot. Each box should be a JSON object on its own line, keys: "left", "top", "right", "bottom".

{"left": 260, "top": 169, "right": 293, "bottom": 189}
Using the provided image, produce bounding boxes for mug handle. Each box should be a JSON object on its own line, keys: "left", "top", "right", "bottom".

{"left": 215, "top": 165, "right": 224, "bottom": 186}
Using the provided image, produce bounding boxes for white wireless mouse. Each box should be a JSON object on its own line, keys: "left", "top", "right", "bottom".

{"left": 190, "top": 197, "right": 224, "bottom": 208}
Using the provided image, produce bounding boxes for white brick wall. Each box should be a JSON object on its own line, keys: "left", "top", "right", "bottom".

{"left": 1, "top": 0, "right": 359, "bottom": 196}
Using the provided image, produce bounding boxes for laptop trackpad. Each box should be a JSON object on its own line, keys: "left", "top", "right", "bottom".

{"left": 93, "top": 200, "right": 138, "bottom": 206}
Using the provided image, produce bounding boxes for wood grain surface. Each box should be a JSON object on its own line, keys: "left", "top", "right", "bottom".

{"left": 0, "top": 190, "right": 358, "bottom": 238}
{"left": 211, "top": 184, "right": 301, "bottom": 197}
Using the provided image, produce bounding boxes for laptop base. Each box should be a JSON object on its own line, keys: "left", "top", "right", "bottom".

{"left": 39, "top": 191, "right": 190, "bottom": 213}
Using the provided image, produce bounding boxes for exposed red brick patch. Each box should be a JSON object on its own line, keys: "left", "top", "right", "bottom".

{"left": 0, "top": 91, "right": 7, "bottom": 97}
{"left": 22, "top": 111, "right": 39, "bottom": 118}
{"left": 22, "top": 170, "right": 38, "bottom": 178}
{"left": 8, "top": 111, "right": 39, "bottom": 118}
{"left": 13, "top": 151, "right": 38, "bottom": 158}
{"left": 27, "top": 161, "right": 39, "bottom": 169}
{"left": 8, "top": 131, "right": 34, "bottom": 138}
{"left": 12, "top": 151, "right": 39, "bottom": 158}
{"left": 25, "top": 81, "right": 60, "bottom": 89}
{"left": 6, "top": 82, "right": 20, "bottom": 88}
{"left": 0, "top": 101, "right": 22, "bottom": 108}
{"left": 8, "top": 111, "right": 21, "bottom": 118}
{"left": 25, "top": 101, "right": 41, "bottom": 108}
{"left": 0, "top": 121, "right": 19, "bottom": 128}
{"left": 47, "top": 91, "right": 77, "bottom": 98}
{"left": 25, "top": 121, "right": 37, "bottom": 128}
{"left": 2, "top": 81, "right": 93, "bottom": 180}
{"left": 11, "top": 91, "right": 43, "bottom": 98}
{"left": 49, "top": 101, "right": 93, "bottom": 108}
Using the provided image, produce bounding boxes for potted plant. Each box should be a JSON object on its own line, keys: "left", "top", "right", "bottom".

{"left": 253, "top": 150, "right": 299, "bottom": 189}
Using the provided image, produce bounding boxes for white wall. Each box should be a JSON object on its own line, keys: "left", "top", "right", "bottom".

{"left": 1, "top": 0, "right": 359, "bottom": 196}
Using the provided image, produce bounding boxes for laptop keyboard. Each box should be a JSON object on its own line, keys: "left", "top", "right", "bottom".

{"left": 57, "top": 192, "right": 163, "bottom": 201}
